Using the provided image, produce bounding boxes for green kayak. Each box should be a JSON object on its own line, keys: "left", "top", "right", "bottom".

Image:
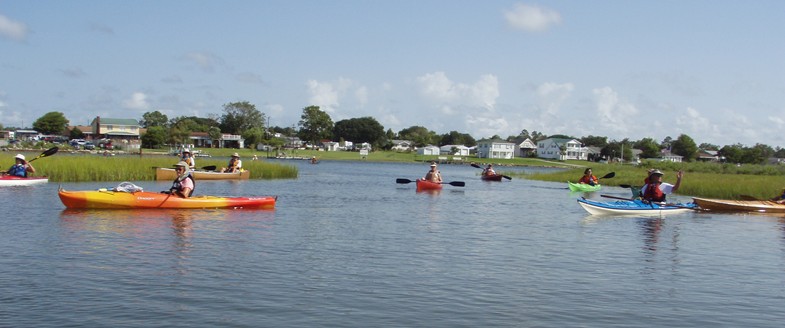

{"left": 568, "top": 181, "right": 601, "bottom": 192}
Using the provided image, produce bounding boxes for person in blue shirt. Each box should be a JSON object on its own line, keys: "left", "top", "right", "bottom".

{"left": 2, "top": 154, "right": 36, "bottom": 177}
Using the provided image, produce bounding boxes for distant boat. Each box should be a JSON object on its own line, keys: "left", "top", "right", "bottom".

{"left": 154, "top": 167, "right": 250, "bottom": 181}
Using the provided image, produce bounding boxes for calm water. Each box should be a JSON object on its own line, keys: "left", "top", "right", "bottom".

{"left": 2, "top": 160, "right": 785, "bottom": 327}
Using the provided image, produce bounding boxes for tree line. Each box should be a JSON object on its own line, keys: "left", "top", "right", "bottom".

{"left": 9, "top": 101, "right": 785, "bottom": 165}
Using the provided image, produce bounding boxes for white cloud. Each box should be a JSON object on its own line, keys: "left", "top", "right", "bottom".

{"left": 593, "top": 86, "right": 639, "bottom": 137}
{"left": 306, "top": 77, "right": 358, "bottom": 113}
{"left": 416, "top": 72, "right": 499, "bottom": 110}
{"left": 184, "top": 52, "right": 224, "bottom": 73}
{"left": 0, "top": 14, "right": 28, "bottom": 41}
{"left": 676, "top": 106, "right": 713, "bottom": 133}
{"left": 536, "top": 82, "right": 574, "bottom": 116}
{"left": 504, "top": 3, "right": 562, "bottom": 32}
{"left": 355, "top": 86, "right": 368, "bottom": 107}
{"left": 123, "top": 92, "right": 150, "bottom": 111}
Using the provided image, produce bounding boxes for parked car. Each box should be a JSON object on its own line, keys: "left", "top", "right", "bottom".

{"left": 84, "top": 142, "right": 95, "bottom": 150}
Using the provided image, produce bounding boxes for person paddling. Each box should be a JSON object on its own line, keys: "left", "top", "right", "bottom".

{"left": 1, "top": 154, "right": 36, "bottom": 177}
{"left": 181, "top": 149, "right": 196, "bottom": 170}
{"left": 641, "top": 169, "right": 682, "bottom": 203}
{"left": 164, "top": 161, "right": 194, "bottom": 198}
{"left": 424, "top": 162, "right": 443, "bottom": 183}
{"left": 222, "top": 153, "right": 242, "bottom": 173}
{"left": 578, "top": 168, "right": 598, "bottom": 186}
{"left": 482, "top": 164, "right": 496, "bottom": 177}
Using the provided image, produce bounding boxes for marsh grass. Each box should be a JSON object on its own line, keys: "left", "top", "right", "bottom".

{"left": 0, "top": 152, "right": 297, "bottom": 182}
{"left": 522, "top": 163, "right": 785, "bottom": 200}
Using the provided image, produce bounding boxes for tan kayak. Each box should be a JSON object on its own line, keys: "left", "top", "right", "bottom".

{"left": 155, "top": 167, "right": 250, "bottom": 181}
{"left": 692, "top": 197, "right": 785, "bottom": 213}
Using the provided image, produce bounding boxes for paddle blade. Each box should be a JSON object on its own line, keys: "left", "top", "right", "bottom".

{"left": 396, "top": 178, "right": 414, "bottom": 184}
{"left": 738, "top": 195, "right": 760, "bottom": 201}
{"left": 619, "top": 184, "right": 632, "bottom": 188}
{"left": 600, "top": 172, "right": 615, "bottom": 179}
{"left": 448, "top": 181, "right": 465, "bottom": 187}
{"left": 28, "top": 147, "right": 59, "bottom": 163}
{"left": 201, "top": 165, "right": 217, "bottom": 171}
{"left": 502, "top": 175, "right": 512, "bottom": 180}
{"left": 470, "top": 163, "right": 482, "bottom": 169}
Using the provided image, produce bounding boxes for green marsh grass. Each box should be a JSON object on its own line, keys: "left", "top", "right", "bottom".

{"left": 0, "top": 152, "right": 297, "bottom": 182}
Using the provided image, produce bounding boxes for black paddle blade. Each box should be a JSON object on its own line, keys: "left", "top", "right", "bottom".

{"left": 502, "top": 175, "right": 512, "bottom": 180}
{"left": 470, "top": 163, "right": 482, "bottom": 169}
{"left": 601, "top": 172, "right": 615, "bottom": 179}
{"left": 738, "top": 195, "right": 760, "bottom": 201}
{"left": 619, "top": 184, "right": 632, "bottom": 188}
{"left": 396, "top": 178, "right": 414, "bottom": 184}
{"left": 448, "top": 181, "right": 465, "bottom": 187}
{"left": 201, "top": 165, "right": 217, "bottom": 171}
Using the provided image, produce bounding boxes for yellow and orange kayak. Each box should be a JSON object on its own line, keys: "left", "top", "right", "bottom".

{"left": 58, "top": 188, "right": 276, "bottom": 209}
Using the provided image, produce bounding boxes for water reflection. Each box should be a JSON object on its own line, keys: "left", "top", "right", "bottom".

{"left": 639, "top": 217, "right": 663, "bottom": 254}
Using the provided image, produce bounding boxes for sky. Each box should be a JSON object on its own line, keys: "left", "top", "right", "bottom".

{"left": 1, "top": 0, "right": 784, "bottom": 148}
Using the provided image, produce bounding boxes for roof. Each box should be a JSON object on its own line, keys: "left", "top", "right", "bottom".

{"left": 95, "top": 118, "right": 140, "bottom": 126}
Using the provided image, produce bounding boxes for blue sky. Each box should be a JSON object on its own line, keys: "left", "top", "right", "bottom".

{"left": 1, "top": 1, "right": 784, "bottom": 147}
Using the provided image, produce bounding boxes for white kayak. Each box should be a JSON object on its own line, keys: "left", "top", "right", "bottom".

{"left": 0, "top": 175, "right": 49, "bottom": 186}
{"left": 577, "top": 198, "right": 698, "bottom": 216}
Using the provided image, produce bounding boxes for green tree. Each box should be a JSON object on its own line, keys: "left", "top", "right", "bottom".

{"left": 169, "top": 118, "right": 195, "bottom": 145}
{"left": 69, "top": 127, "right": 85, "bottom": 140}
{"left": 439, "top": 131, "right": 476, "bottom": 147}
{"left": 332, "top": 117, "right": 386, "bottom": 149}
{"left": 398, "top": 126, "right": 436, "bottom": 147}
{"left": 208, "top": 126, "right": 222, "bottom": 148}
{"left": 141, "top": 126, "right": 167, "bottom": 148}
{"left": 140, "top": 111, "right": 169, "bottom": 128}
{"left": 580, "top": 135, "right": 608, "bottom": 147}
{"left": 32, "top": 111, "right": 69, "bottom": 135}
{"left": 742, "top": 143, "right": 774, "bottom": 164}
{"left": 219, "top": 101, "right": 265, "bottom": 135}
{"left": 719, "top": 144, "right": 744, "bottom": 164}
{"left": 297, "top": 106, "right": 333, "bottom": 145}
{"left": 635, "top": 137, "right": 661, "bottom": 158}
{"left": 698, "top": 143, "right": 719, "bottom": 151}
{"left": 671, "top": 134, "right": 698, "bottom": 162}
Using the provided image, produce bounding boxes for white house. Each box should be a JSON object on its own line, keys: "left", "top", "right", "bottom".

{"left": 514, "top": 138, "right": 537, "bottom": 158}
{"left": 391, "top": 140, "right": 413, "bottom": 152}
{"left": 323, "top": 141, "right": 340, "bottom": 151}
{"left": 439, "top": 144, "right": 470, "bottom": 156}
{"left": 536, "top": 138, "right": 588, "bottom": 160}
{"left": 476, "top": 139, "right": 515, "bottom": 159}
{"left": 416, "top": 145, "right": 440, "bottom": 156}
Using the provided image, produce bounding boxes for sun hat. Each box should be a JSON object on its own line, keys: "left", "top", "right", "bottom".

{"left": 430, "top": 163, "right": 437, "bottom": 167}
{"left": 15, "top": 154, "right": 25, "bottom": 161}
{"left": 232, "top": 153, "right": 240, "bottom": 157}
{"left": 649, "top": 169, "right": 664, "bottom": 176}
{"left": 173, "top": 161, "right": 188, "bottom": 167}
{"left": 182, "top": 149, "right": 191, "bottom": 153}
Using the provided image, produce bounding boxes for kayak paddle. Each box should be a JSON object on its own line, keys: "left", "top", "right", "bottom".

{"left": 470, "top": 163, "right": 512, "bottom": 180}
{"left": 27, "top": 147, "right": 59, "bottom": 163}
{"left": 396, "top": 178, "right": 465, "bottom": 187}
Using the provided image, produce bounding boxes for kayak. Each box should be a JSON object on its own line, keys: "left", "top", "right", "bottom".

{"left": 416, "top": 179, "right": 443, "bottom": 192}
{"left": 0, "top": 175, "right": 48, "bottom": 186}
{"left": 481, "top": 174, "right": 504, "bottom": 182}
{"left": 568, "top": 181, "right": 601, "bottom": 192}
{"left": 692, "top": 197, "right": 785, "bottom": 213}
{"left": 58, "top": 188, "right": 276, "bottom": 209}
{"left": 155, "top": 167, "right": 250, "bottom": 181}
{"left": 577, "top": 198, "right": 698, "bottom": 216}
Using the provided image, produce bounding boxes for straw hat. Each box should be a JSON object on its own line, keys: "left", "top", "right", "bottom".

{"left": 15, "top": 154, "right": 25, "bottom": 161}
{"left": 173, "top": 161, "right": 188, "bottom": 167}
{"left": 232, "top": 153, "right": 240, "bottom": 158}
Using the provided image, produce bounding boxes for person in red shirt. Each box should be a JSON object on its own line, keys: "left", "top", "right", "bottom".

{"left": 578, "top": 168, "right": 598, "bottom": 186}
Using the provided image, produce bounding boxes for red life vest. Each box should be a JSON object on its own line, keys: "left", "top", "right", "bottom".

{"left": 643, "top": 183, "right": 665, "bottom": 202}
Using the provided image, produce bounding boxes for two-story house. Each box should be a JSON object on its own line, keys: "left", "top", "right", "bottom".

{"left": 536, "top": 138, "right": 588, "bottom": 160}
{"left": 476, "top": 139, "right": 515, "bottom": 159}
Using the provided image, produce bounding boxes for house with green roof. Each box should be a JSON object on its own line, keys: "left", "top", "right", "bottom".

{"left": 90, "top": 117, "right": 141, "bottom": 140}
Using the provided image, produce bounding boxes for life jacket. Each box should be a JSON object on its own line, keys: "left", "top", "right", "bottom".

{"left": 171, "top": 174, "right": 195, "bottom": 197}
{"left": 7, "top": 164, "right": 27, "bottom": 177}
{"left": 642, "top": 183, "right": 665, "bottom": 202}
{"left": 184, "top": 157, "right": 194, "bottom": 167}
{"left": 579, "top": 175, "right": 598, "bottom": 185}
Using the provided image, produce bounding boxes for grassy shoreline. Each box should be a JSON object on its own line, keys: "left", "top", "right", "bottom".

{"left": 4, "top": 147, "right": 784, "bottom": 200}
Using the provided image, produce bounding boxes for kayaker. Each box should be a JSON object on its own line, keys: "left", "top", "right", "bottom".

{"left": 424, "top": 162, "right": 443, "bottom": 183}
{"left": 222, "top": 153, "right": 242, "bottom": 173}
{"left": 1, "top": 154, "right": 36, "bottom": 177}
{"left": 641, "top": 169, "right": 682, "bottom": 203}
{"left": 181, "top": 149, "right": 196, "bottom": 170}
{"left": 578, "top": 168, "right": 598, "bottom": 186}
{"left": 482, "top": 164, "right": 496, "bottom": 177}
{"left": 165, "top": 161, "right": 194, "bottom": 198}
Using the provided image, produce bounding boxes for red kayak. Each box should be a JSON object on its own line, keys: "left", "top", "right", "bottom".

{"left": 481, "top": 174, "right": 504, "bottom": 182}
{"left": 0, "top": 175, "right": 48, "bottom": 186}
{"left": 415, "top": 179, "right": 443, "bottom": 192}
